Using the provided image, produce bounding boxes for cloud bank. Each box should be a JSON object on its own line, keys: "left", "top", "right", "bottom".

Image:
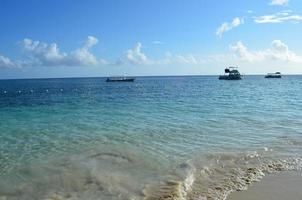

{"left": 1, "top": 37, "right": 302, "bottom": 72}
{"left": 19, "top": 36, "right": 107, "bottom": 67}
{"left": 230, "top": 40, "right": 302, "bottom": 63}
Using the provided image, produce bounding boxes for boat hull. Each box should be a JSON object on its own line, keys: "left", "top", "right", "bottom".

{"left": 106, "top": 78, "right": 135, "bottom": 82}
{"left": 265, "top": 75, "right": 281, "bottom": 78}
{"left": 218, "top": 75, "right": 242, "bottom": 80}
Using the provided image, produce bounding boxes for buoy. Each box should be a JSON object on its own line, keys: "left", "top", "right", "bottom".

{"left": 18, "top": 90, "right": 21, "bottom": 93}
{"left": 3, "top": 91, "right": 7, "bottom": 94}
{"left": 60, "top": 89, "right": 63, "bottom": 92}
{"left": 30, "top": 90, "right": 33, "bottom": 93}
{"left": 46, "top": 89, "right": 49, "bottom": 92}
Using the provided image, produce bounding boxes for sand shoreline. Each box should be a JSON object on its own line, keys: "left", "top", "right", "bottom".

{"left": 227, "top": 170, "right": 302, "bottom": 200}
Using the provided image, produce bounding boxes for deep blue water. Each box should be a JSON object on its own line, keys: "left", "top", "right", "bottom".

{"left": 0, "top": 76, "right": 301, "bottom": 200}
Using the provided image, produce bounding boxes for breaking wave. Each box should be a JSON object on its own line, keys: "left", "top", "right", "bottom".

{"left": 143, "top": 151, "right": 302, "bottom": 200}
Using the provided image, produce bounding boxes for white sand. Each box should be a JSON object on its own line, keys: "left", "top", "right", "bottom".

{"left": 228, "top": 171, "right": 302, "bottom": 200}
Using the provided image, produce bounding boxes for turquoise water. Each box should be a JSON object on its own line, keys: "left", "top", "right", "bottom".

{"left": 0, "top": 76, "right": 302, "bottom": 200}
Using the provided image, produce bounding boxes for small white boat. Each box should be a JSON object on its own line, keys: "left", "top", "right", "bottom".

{"left": 265, "top": 72, "right": 281, "bottom": 78}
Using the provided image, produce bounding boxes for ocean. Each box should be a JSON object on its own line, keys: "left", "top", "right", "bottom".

{"left": 0, "top": 76, "right": 301, "bottom": 200}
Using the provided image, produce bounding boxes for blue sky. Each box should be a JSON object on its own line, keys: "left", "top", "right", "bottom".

{"left": 0, "top": 0, "right": 302, "bottom": 79}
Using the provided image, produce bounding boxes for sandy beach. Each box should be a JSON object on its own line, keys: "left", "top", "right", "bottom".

{"left": 228, "top": 171, "right": 302, "bottom": 200}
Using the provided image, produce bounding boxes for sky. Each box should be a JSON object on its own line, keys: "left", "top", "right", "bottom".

{"left": 0, "top": 0, "right": 302, "bottom": 79}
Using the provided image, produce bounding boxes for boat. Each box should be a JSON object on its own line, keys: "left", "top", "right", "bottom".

{"left": 265, "top": 72, "right": 281, "bottom": 78}
{"left": 106, "top": 76, "right": 135, "bottom": 82}
{"left": 219, "top": 67, "right": 242, "bottom": 80}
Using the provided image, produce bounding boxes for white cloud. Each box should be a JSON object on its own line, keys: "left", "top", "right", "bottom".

{"left": 124, "top": 42, "right": 148, "bottom": 65}
{"left": 83, "top": 36, "right": 98, "bottom": 49}
{"left": 254, "top": 11, "right": 302, "bottom": 24}
{"left": 216, "top": 17, "right": 244, "bottom": 38}
{"left": 20, "top": 36, "right": 107, "bottom": 67}
{"left": 230, "top": 40, "right": 302, "bottom": 63}
{"left": 121, "top": 43, "right": 205, "bottom": 66}
{"left": 230, "top": 41, "right": 258, "bottom": 62}
{"left": 21, "top": 38, "right": 67, "bottom": 66}
{"left": 270, "top": 0, "right": 289, "bottom": 6}
{"left": 69, "top": 36, "right": 100, "bottom": 66}
{"left": 0, "top": 54, "right": 20, "bottom": 68}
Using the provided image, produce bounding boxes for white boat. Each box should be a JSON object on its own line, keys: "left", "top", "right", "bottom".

{"left": 219, "top": 67, "right": 242, "bottom": 80}
{"left": 265, "top": 72, "right": 281, "bottom": 78}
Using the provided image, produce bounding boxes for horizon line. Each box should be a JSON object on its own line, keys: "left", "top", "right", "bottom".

{"left": 1, "top": 74, "right": 302, "bottom": 81}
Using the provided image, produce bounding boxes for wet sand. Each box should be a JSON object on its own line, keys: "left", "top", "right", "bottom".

{"left": 228, "top": 171, "right": 302, "bottom": 200}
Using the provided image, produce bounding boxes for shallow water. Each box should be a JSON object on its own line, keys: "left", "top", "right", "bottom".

{"left": 0, "top": 76, "right": 301, "bottom": 200}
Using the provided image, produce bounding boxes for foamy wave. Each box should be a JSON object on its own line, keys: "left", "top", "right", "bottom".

{"left": 187, "top": 157, "right": 302, "bottom": 200}
{"left": 142, "top": 151, "right": 302, "bottom": 200}
{"left": 143, "top": 162, "right": 196, "bottom": 200}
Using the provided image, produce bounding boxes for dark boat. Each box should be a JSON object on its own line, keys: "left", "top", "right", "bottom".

{"left": 106, "top": 77, "right": 135, "bottom": 82}
{"left": 219, "top": 67, "right": 242, "bottom": 80}
{"left": 265, "top": 72, "right": 281, "bottom": 78}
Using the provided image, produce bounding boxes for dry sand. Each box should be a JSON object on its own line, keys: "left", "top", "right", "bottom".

{"left": 228, "top": 171, "right": 302, "bottom": 200}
